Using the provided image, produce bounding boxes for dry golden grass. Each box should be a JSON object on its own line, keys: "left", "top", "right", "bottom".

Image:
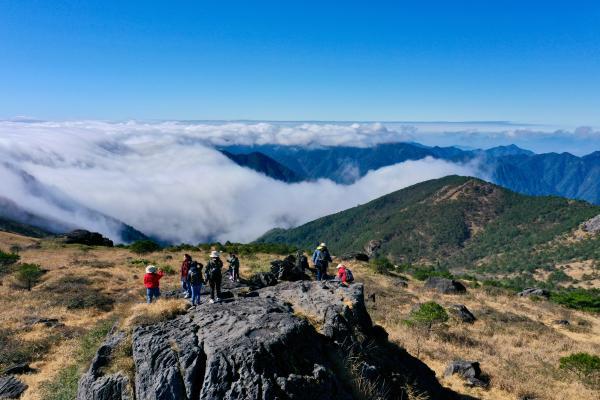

{"left": 348, "top": 261, "right": 600, "bottom": 400}
{"left": 122, "top": 298, "right": 188, "bottom": 329}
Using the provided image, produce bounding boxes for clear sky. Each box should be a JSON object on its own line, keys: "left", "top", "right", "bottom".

{"left": 1, "top": 1, "right": 600, "bottom": 125}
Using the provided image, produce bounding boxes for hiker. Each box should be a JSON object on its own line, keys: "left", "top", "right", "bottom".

{"left": 227, "top": 253, "right": 240, "bottom": 282}
{"left": 144, "top": 265, "right": 164, "bottom": 304}
{"left": 180, "top": 254, "right": 193, "bottom": 298}
{"left": 312, "top": 243, "right": 332, "bottom": 281}
{"left": 336, "top": 263, "right": 354, "bottom": 286}
{"left": 295, "top": 250, "right": 309, "bottom": 279}
{"left": 205, "top": 250, "right": 223, "bottom": 303}
{"left": 187, "top": 261, "right": 205, "bottom": 306}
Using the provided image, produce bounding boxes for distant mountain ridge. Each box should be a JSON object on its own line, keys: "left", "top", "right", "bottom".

{"left": 220, "top": 150, "right": 301, "bottom": 182}
{"left": 258, "top": 176, "right": 600, "bottom": 273}
{"left": 222, "top": 142, "right": 600, "bottom": 204}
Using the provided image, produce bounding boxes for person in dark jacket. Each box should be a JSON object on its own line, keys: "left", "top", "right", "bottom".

{"left": 187, "top": 261, "right": 205, "bottom": 305}
{"left": 295, "top": 250, "right": 309, "bottom": 279}
{"left": 312, "top": 243, "right": 332, "bottom": 281}
{"left": 180, "top": 254, "right": 193, "bottom": 298}
{"left": 205, "top": 251, "right": 223, "bottom": 303}
{"left": 227, "top": 253, "right": 240, "bottom": 282}
{"left": 144, "top": 265, "right": 164, "bottom": 304}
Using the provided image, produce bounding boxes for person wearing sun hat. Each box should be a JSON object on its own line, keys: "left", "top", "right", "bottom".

{"left": 143, "top": 265, "right": 164, "bottom": 304}
{"left": 312, "top": 242, "right": 332, "bottom": 281}
{"left": 205, "top": 250, "right": 224, "bottom": 303}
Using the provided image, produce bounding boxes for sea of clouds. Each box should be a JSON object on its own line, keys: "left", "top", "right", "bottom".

{"left": 0, "top": 119, "right": 596, "bottom": 243}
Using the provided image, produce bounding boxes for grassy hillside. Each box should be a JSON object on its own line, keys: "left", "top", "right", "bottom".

{"left": 0, "top": 216, "right": 51, "bottom": 238}
{"left": 258, "top": 176, "right": 600, "bottom": 279}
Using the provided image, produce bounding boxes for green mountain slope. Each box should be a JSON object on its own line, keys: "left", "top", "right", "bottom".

{"left": 257, "top": 176, "right": 600, "bottom": 273}
{"left": 0, "top": 216, "right": 51, "bottom": 238}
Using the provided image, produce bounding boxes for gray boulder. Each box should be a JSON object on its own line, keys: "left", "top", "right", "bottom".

{"left": 2, "top": 363, "right": 35, "bottom": 375}
{"left": 76, "top": 329, "right": 132, "bottom": 400}
{"left": 248, "top": 271, "right": 278, "bottom": 289}
{"left": 270, "top": 255, "right": 305, "bottom": 281}
{"left": 448, "top": 304, "right": 476, "bottom": 323}
{"left": 0, "top": 376, "right": 27, "bottom": 399}
{"left": 339, "top": 252, "right": 370, "bottom": 262}
{"left": 582, "top": 214, "right": 600, "bottom": 233}
{"left": 518, "top": 288, "right": 550, "bottom": 298}
{"left": 444, "top": 360, "right": 488, "bottom": 388}
{"left": 364, "top": 239, "right": 382, "bottom": 256}
{"left": 424, "top": 277, "right": 467, "bottom": 294}
{"left": 129, "top": 281, "right": 452, "bottom": 400}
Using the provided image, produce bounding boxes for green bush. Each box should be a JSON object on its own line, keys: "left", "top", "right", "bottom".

{"left": 16, "top": 263, "right": 44, "bottom": 290}
{"left": 369, "top": 257, "right": 394, "bottom": 275}
{"left": 0, "top": 250, "right": 20, "bottom": 272}
{"left": 550, "top": 289, "right": 600, "bottom": 313}
{"left": 130, "top": 240, "right": 161, "bottom": 254}
{"left": 159, "top": 264, "right": 176, "bottom": 275}
{"left": 404, "top": 301, "right": 449, "bottom": 332}
{"left": 412, "top": 266, "right": 454, "bottom": 281}
{"left": 559, "top": 352, "right": 600, "bottom": 388}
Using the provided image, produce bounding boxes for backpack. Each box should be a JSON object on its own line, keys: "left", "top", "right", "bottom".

{"left": 189, "top": 268, "right": 202, "bottom": 285}
{"left": 345, "top": 268, "right": 354, "bottom": 283}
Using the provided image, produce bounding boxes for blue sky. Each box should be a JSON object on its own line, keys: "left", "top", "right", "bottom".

{"left": 1, "top": 1, "right": 600, "bottom": 125}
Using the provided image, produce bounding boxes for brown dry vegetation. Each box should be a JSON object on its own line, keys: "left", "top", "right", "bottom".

{"left": 1, "top": 231, "right": 599, "bottom": 399}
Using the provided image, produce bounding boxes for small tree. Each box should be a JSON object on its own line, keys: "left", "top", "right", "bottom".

{"left": 130, "top": 240, "right": 161, "bottom": 255}
{"left": 0, "top": 250, "right": 20, "bottom": 273}
{"left": 16, "top": 263, "right": 44, "bottom": 291}
{"left": 405, "top": 301, "right": 449, "bottom": 332}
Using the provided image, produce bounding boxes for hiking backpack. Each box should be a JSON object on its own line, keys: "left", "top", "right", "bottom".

{"left": 189, "top": 268, "right": 202, "bottom": 285}
{"left": 345, "top": 268, "right": 354, "bottom": 283}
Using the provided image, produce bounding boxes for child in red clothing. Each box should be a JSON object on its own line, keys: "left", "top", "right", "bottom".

{"left": 336, "top": 264, "right": 350, "bottom": 286}
{"left": 144, "top": 265, "right": 164, "bottom": 303}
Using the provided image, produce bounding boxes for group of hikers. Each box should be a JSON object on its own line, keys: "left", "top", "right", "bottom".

{"left": 143, "top": 242, "right": 353, "bottom": 304}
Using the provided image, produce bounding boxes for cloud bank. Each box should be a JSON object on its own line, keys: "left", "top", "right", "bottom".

{"left": 0, "top": 120, "right": 482, "bottom": 243}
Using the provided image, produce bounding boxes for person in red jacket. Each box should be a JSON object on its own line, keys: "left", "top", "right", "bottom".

{"left": 336, "top": 264, "right": 350, "bottom": 286}
{"left": 180, "top": 254, "right": 192, "bottom": 298}
{"left": 144, "top": 265, "right": 164, "bottom": 303}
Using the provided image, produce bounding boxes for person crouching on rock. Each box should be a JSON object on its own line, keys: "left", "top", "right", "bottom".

{"left": 144, "top": 265, "right": 164, "bottom": 304}
{"left": 312, "top": 243, "right": 332, "bottom": 281}
{"left": 336, "top": 264, "right": 354, "bottom": 287}
{"left": 180, "top": 254, "right": 193, "bottom": 299}
{"left": 205, "top": 251, "right": 223, "bottom": 303}
{"left": 187, "top": 261, "right": 205, "bottom": 306}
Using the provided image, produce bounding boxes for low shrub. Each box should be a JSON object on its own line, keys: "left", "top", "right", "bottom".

{"left": 0, "top": 250, "right": 20, "bottom": 273}
{"left": 411, "top": 266, "right": 454, "bottom": 281}
{"left": 159, "top": 264, "right": 176, "bottom": 275}
{"left": 15, "top": 263, "right": 44, "bottom": 290}
{"left": 404, "top": 301, "right": 449, "bottom": 332}
{"left": 550, "top": 289, "right": 600, "bottom": 313}
{"left": 45, "top": 276, "right": 115, "bottom": 311}
{"left": 369, "top": 257, "right": 394, "bottom": 275}
{"left": 129, "top": 240, "right": 161, "bottom": 254}
{"left": 559, "top": 352, "right": 600, "bottom": 388}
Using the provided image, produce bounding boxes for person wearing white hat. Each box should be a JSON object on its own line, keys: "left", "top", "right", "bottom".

{"left": 205, "top": 251, "right": 223, "bottom": 303}
{"left": 312, "top": 242, "right": 332, "bottom": 281}
{"left": 143, "top": 265, "right": 164, "bottom": 304}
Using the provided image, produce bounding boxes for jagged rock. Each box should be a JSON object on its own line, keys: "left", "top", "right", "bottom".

{"left": 424, "top": 277, "right": 467, "bottom": 294}
{"left": 76, "top": 329, "right": 132, "bottom": 400}
{"left": 518, "top": 288, "right": 550, "bottom": 298}
{"left": 444, "top": 360, "right": 488, "bottom": 388}
{"left": 582, "top": 214, "right": 600, "bottom": 233}
{"left": 339, "top": 252, "right": 370, "bottom": 262}
{"left": 553, "top": 319, "right": 570, "bottom": 326}
{"left": 64, "top": 230, "right": 114, "bottom": 247}
{"left": 364, "top": 239, "right": 382, "bottom": 257}
{"left": 2, "top": 363, "right": 36, "bottom": 375}
{"left": 249, "top": 271, "right": 278, "bottom": 289}
{"left": 270, "top": 255, "right": 305, "bottom": 281}
{"left": 449, "top": 304, "right": 476, "bottom": 323}
{"left": 129, "top": 281, "right": 452, "bottom": 399}
{"left": 24, "top": 317, "right": 63, "bottom": 328}
{"left": 0, "top": 376, "right": 27, "bottom": 399}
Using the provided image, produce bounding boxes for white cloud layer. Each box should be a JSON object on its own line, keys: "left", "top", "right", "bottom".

{"left": 0, "top": 120, "right": 483, "bottom": 243}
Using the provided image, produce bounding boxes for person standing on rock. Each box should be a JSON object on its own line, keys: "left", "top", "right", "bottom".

{"left": 187, "top": 261, "right": 205, "bottom": 306}
{"left": 296, "top": 250, "right": 309, "bottom": 279}
{"left": 312, "top": 243, "right": 332, "bottom": 281}
{"left": 180, "top": 254, "right": 193, "bottom": 298}
{"left": 227, "top": 252, "right": 240, "bottom": 282}
{"left": 144, "top": 265, "right": 164, "bottom": 304}
{"left": 205, "top": 251, "right": 223, "bottom": 303}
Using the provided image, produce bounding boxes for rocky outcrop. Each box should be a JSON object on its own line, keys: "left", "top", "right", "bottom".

{"left": 0, "top": 376, "right": 27, "bottom": 399}
{"left": 64, "top": 230, "right": 114, "bottom": 247}
{"left": 76, "top": 329, "right": 132, "bottom": 400}
{"left": 518, "top": 288, "right": 550, "bottom": 298}
{"left": 339, "top": 252, "right": 369, "bottom": 262}
{"left": 119, "top": 281, "right": 454, "bottom": 399}
{"left": 364, "top": 239, "right": 382, "bottom": 257}
{"left": 444, "top": 360, "right": 488, "bottom": 388}
{"left": 448, "top": 304, "right": 476, "bottom": 323}
{"left": 270, "top": 255, "right": 305, "bottom": 281}
{"left": 424, "top": 277, "right": 467, "bottom": 294}
{"left": 582, "top": 214, "right": 600, "bottom": 233}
